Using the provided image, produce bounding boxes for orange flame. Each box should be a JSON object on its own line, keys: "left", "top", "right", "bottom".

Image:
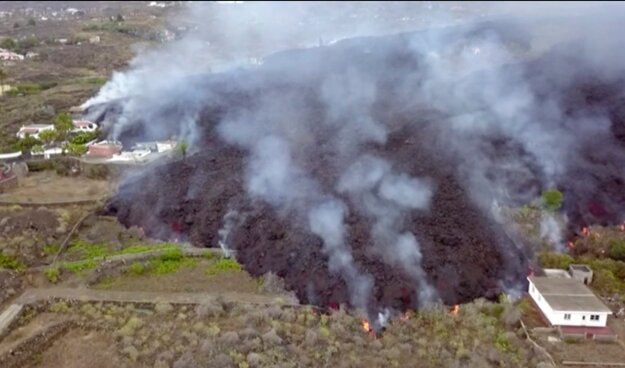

{"left": 620, "top": 223, "right": 625, "bottom": 231}
{"left": 361, "top": 319, "right": 372, "bottom": 333}
{"left": 450, "top": 305, "right": 459, "bottom": 316}
{"left": 567, "top": 241, "right": 575, "bottom": 249}
{"left": 581, "top": 227, "right": 589, "bottom": 236}
{"left": 400, "top": 313, "right": 410, "bottom": 321}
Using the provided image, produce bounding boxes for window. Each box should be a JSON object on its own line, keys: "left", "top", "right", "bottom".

{"left": 590, "top": 315, "right": 600, "bottom": 321}
{"left": 564, "top": 314, "right": 571, "bottom": 320}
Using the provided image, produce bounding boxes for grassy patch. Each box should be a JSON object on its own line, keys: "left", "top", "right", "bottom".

{"left": 206, "top": 257, "right": 242, "bottom": 276}
{"left": 63, "top": 259, "right": 97, "bottom": 273}
{"left": 113, "top": 243, "right": 178, "bottom": 256}
{"left": 149, "top": 256, "right": 198, "bottom": 275}
{"left": 43, "top": 244, "right": 59, "bottom": 255}
{"left": 0, "top": 251, "right": 25, "bottom": 270}
{"left": 127, "top": 262, "right": 145, "bottom": 275}
{"left": 44, "top": 266, "right": 60, "bottom": 283}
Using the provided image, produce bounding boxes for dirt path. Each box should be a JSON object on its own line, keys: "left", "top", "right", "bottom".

{"left": 15, "top": 287, "right": 299, "bottom": 307}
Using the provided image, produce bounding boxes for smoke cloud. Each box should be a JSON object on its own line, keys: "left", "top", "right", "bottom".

{"left": 96, "top": 1, "right": 625, "bottom": 310}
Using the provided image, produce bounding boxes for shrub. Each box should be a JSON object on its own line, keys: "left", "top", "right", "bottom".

{"left": 160, "top": 247, "right": 183, "bottom": 261}
{"left": 609, "top": 240, "right": 625, "bottom": 261}
{"left": 44, "top": 266, "right": 60, "bottom": 283}
{"left": 63, "top": 259, "right": 97, "bottom": 273}
{"left": 43, "top": 243, "right": 58, "bottom": 255}
{"left": 0, "top": 251, "right": 25, "bottom": 270}
{"left": 538, "top": 251, "right": 573, "bottom": 269}
{"left": 541, "top": 189, "right": 563, "bottom": 211}
{"left": 207, "top": 257, "right": 242, "bottom": 275}
{"left": 127, "top": 262, "right": 145, "bottom": 275}
{"left": 68, "top": 130, "right": 99, "bottom": 145}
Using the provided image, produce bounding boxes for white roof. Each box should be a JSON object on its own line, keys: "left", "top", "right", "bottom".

{"left": 529, "top": 276, "right": 612, "bottom": 313}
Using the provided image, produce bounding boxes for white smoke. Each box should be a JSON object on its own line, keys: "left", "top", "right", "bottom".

{"left": 218, "top": 209, "right": 239, "bottom": 257}
{"left": 338, "top": 155, "right": 438, "bottom": 305}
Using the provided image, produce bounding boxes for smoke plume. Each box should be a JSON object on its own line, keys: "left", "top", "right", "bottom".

{"left": 98, "top": 2, "right": 625, "bottom": 311}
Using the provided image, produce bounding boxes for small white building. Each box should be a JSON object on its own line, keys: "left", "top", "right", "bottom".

{"left": 528, "top": 273, "right": 612, "bottom": 327}
{"left": 16, "top": 124, "right": 54, "bottom": 139}
{"left": 0, "top": 48, "right": 24, "bottom": 61}
{"left": 72, "top": 120, "right": 97, "bottom": 133}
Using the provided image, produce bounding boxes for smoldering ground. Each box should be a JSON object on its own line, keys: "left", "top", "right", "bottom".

{"left": 99, "top": 2, "right": 625, "bottom": 315}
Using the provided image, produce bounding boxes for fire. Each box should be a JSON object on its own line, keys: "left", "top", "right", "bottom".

{"left": 450, "top": 305, "right": 459, "bottom": 316}
{"left": 620, "top": 223, "right": 625, "bottom": 231}
{"left": 567, "top": 241, "right": 575, "bottom": 249}
{"left": 581, "top": 227, "right": 589, "bottom": 236}
{"left": 400, "top": 312, "right": 410, "bottom": 321}
{"left": 361, "top": 319, "right": 372, "bottom": 333}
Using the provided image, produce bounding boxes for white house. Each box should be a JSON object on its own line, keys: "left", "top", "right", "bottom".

{"left": 528, "top": 272, "right": 612, "bottom": 327}
{"left": 0, "top": 48, "right": 24, "bottom": 61}
{"left": 72, "top": 120, "right": 97, "bottom": 133}
{"left": 16, "top": 124, "right": 54, "bottom": 139}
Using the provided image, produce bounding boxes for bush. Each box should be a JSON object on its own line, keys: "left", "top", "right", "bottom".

{"left": 160, "top": 247, "right": 183, "bottom": 261}
{"left": 206, "top": 257, "right": 242, "bottom": 275}
{"left": 538, "top": 251, "right": 573, "bottom": 269}
{"left": 541, "top": 189, "right": 563, "bottom": 211}
{"left": 44, "top": 266, "right": 60, "bottom": 283}
{"left": 63, "top": 259, "right": 97, "bottom": 273}
{"left": 609, "top": 240, "right": 625, "bottom": 261}
{"left": 127, "top": 262, "right": 145, "bottom": 275}
{"left": 0, "top": 251, "right": 25, "bottom": 270}
{"left": 43, "top": 243, "right": 58, "bottom": 255}
{"left": 63, "top": 142, "right": 87, "bottom": 156}
{"left": 69, "top": 130, "right": 99, "bottom": 145}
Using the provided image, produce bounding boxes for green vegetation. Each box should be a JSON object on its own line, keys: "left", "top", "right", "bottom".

{"left": 68, "top": 130, "right": 99, "bottom": 145}
{"left": 5, "top": 81, "right": 58, "bottom": 97}
{"left": 38, "top": 129, "right": 59, "bottom": 145}
{"left": 44, "top": 266, "right": 60, "bottom": 283}
{"left": 539, "top": 251, "right": 625, "bottom": 297}
{"left": 150, "top": 256, "right": 197, "bottom": 275}
{"left": 127, "top": 262, "right": 146, "bottom": 275}
{"left": 54, "top": 112, "right": 73, "bottom": 141}
{"left": 541, "top": 188, "right": 563, "bottom": 211}
{"left": 115, "top": 243, "right": 178, "bottom": 255}
{"left": 62, "top": 142, "right": 87, "bottom": 156}
{"left": 537, "top": 251, "right": 574, "bottom": 269}
{"left": 0, "top": 251, "right": 25, "bottom": 270}
{"left": 28, "top": 18, "right": 36, "bottom": 26}
{"left": 206, "top": 257, "right": 242, "bottom": 275}
{"left": 62, "top": 259, "right": 97, "bottom": 273}
{"left": 12, "top": 134, "right": 42, "bottom": 152}
{"left": 609, "top": 239, "right": 625, "bottom": 261}
{"left": 0, "top": 37, "right": 17, "bottom": 51}
{"left": 43, "top": 243, "right": 59, "bottom": 255}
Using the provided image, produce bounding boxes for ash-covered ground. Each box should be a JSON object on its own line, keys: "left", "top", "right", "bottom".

{"left": 95, "top": 4, "right": 625, "bottom": 317}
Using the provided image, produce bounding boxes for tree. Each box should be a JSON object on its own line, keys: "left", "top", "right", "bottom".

{"left": 609, "top": 240, "right": 625, "bottom": 261}
{"left": 53, "top": 112, "right": 73, "bottom": 141}
{"left": 116, "top": 14, "right": 124, "bottom": 22}
{"left": 13, "top": 22, "right": 20, "bottom": 29}
{"left": 0, "top": 38, "right": 17, "bottom": 51}
{"left": 38, "top": 129, "right": 59, "bottom": 146}
{"left": 28, "top": 18, "right": 36, "bottom": 26}
{"left": 541, "top": 189, "right": 563, "bottom": 211}
{"left": 12, "top": 133, "right": 42, "bottom": 152}
{"left": 62, "top": 142, "right": 87, "bottom": 156}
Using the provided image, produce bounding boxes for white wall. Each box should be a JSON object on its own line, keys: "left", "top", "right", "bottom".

{"left": 528, "top": 279, "right": 609, "bottom": 327}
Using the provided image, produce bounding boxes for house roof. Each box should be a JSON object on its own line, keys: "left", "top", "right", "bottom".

{"left": 528, "top": 276, "right": 612, "bottom": 313}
